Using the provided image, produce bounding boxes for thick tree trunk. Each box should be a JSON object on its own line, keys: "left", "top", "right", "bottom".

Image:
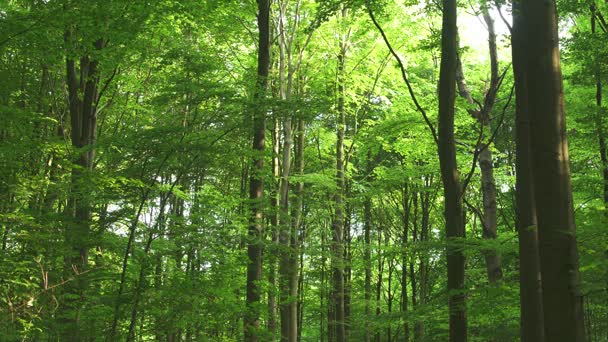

{"left": 245, "top": 1, "right": 270, "bottom": 340}
{"left": 511, "top": 3, "right": 546, "bottom": 341}
{"left": 438, "top": 0, "right": 467, "bottom": 340}
{"left": 521, "top": 0, "right": 586, "bottom": 340}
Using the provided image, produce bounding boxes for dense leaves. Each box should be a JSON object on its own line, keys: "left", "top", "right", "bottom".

{"left": 0, "top": 0, "right": 606, "bottom": 341}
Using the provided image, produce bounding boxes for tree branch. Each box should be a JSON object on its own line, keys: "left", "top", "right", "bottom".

{"left": 367, "top": 3, "right": 439, "bottom": 145}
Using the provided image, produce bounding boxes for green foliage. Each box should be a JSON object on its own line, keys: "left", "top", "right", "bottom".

{"left": 0, "top": 0, "right": 606, "bottom": 340}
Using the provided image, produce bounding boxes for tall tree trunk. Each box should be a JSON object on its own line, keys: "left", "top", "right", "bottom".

{"left": 375, "top": 225, "right": 384, "bottom": 342}
{"left": 278, "top": 112, "right": 297, "bottom": 342}
{"left": 455, "top": 4, "right": 502, "bottom": 283}
{"left": 343, "top": 200, "right": 352, "bottom": 341}
{"left": 293, "top": 117, "right": 305, "bottom": 342}
{"left": 511, "top": 2, "right": 546, "bottom": 340}
{"left": 478, "top": 5, "right": 502, "bottom": 283}
{"left": 62, "top": 32, "right": 105, "bottom": 339}
{"left": 401, "top": 185, "right": 411, "bottom": 342}
{"left": 591, "top": 4, "right": 608, "bottom": 207}
{"left": 268, "top": 115, "right": 280, "bottom": 339}
{"left": 321, "top": 220, "right": 328, "bottom": 342}
{"left": 364, "top": 149, "right": 373, "bottom": 342}
{"left": 331, "top": 16, "right": 348, "bottom": 341}
{"left": 438, "top": 0, "right": 467, "bottom": 340}
{"left": 410, "top": 191, "right": 421, "bottom": 342}
{"left": 363, "top": 193, "right": 372, "bottom": 342}
{"left": 415, "top": 182, "right": 432, "bottom": 341}
{"left": 245, "top": 0, "right": 270, "bottom": 340}
{"left": 278, "top": 15, "right": 297, "bottom": 341}
{"left": 521, "top": 0, "right": 586, "bottom": 340}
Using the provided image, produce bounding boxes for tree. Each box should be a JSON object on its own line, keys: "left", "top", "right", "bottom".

{"left": 437, "top": 0, "right": 467, "bottom": 340}
{"left": 245, "top": 0, "right": 271, "bottom": 341}
{"left": 518, "top": 0, "right": 586, "bottom": 340}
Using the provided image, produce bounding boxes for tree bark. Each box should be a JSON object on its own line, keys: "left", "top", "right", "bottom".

{"left": 401, "top": 185, "right": 411, "bottom": 342}
{"left": 455, "top": 5, "right": 502, "bottom": 283}
{"left": 478, "top": 6, "right": 502, "bottom": 283}
{"left": 591, "top": 4, "right": 608, "bottom": 207}
{"left": 363, "top": 191, "right": 372, "bottom": 342}
{"left": 438, "top": 0, "right": 467, "bottom": 340}
{"left": 268, "top": 115, "right": 280, "bottom": 339}
{"left": 331, "top": 14, "right": 348, "bottom": 341}
{"left": 294, "top": 117, "right": 305, "bottom": 342}
{"left": 245, "top": 0, "right": 270, "bottom": 340}
{"left": 521, "top": 0, "right": 586, "bottom": 340}
{"left": 511, "top": 2, "right": 546, "bottom": 340}
{"left": 62, "top": 31, "right": 105, "bottom": 339}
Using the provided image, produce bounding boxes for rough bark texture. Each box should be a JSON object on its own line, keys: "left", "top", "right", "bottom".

{"left": 438, "top": 0, "right": 467, "bottom": 340}
{"left": 521, "top": 0, "right": 586, "bottom": 340}
{"left": 245, "top": 0, "right": 270, "bottom": 340}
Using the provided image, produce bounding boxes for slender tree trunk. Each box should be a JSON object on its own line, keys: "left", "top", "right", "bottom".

{"left": 591, "top": 4, "right": 608, "bottom": 207}
{"left": 455, "top": 5, "right": 502, "bottom": 283}
{"left": 521, "top": 0, "right": 586, "bottom": 339}
{"left": 245, "top": 1, "right": 270, "bottom": 340}
{"left": 415, "top": 184, "right": 431, "bottom": 341}
{"left": 511, "top": 2, "right": 546, "bottom": 340}
{"left": 438, "top": 0, "right": 466, "bottom": 340}
{"left": 268, "top": 116, "right": 280, "bottom": 339}
{"left": 331, "top": 19, "right": 348, "bottom": 341}
{"left": 386, "top": 253, "right": 394, "bottom": 342}
{"left": 401, "top": 185, "right": 411, "bottom": 342}
{"left": 364, "top": 151, "right": 373, "bottom": 342}
{"left": 410, "top": 191, "right": 421, "bottom": 342}
{"left": 321, "top": 220, "right": 328, "bottom": 342}
{"left": 375, "top": 225, "right": 384, "bottom": 342}
{"left": 293, "top": 118, "right": 305, "bottom": 342}
{"left": 343, "top": 200, "right": 352, "bottom": 341}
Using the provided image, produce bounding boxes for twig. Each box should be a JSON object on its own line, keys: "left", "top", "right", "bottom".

{"left": 367, "top": 2, "right": 439, "bottom": 144}
{"left": 461, "top": 83, "right": 514, "bottom": 195}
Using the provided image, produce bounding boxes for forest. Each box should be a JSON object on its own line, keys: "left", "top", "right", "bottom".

{"left": 1, "top": 0, "right": 607, "bottom": 341}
